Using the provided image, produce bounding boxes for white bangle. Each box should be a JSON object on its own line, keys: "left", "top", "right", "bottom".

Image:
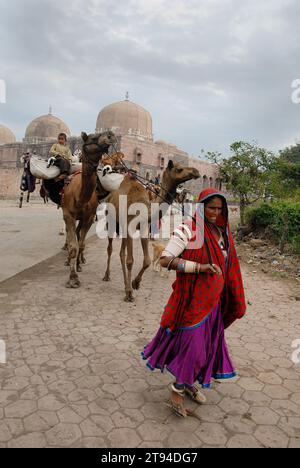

{"left": 183, "top": 261, "right": 197, "bottom": 274}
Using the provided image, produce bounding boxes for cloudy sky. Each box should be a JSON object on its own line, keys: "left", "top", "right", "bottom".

{"left": 0, "top": 0, "right": 300, "bottom": 156}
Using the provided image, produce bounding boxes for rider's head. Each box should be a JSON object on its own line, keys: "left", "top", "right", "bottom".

{"left": 58, "top": 133, "right": 67, "bottom": 145}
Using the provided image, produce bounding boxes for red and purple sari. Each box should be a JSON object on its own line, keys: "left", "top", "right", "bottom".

{"left": 142, "top": 188, "right": 246, "bottom": 388}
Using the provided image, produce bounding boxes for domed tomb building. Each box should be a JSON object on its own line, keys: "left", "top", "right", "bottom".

{"left": 0, "top": 97, "right": 221, "bottom": 198}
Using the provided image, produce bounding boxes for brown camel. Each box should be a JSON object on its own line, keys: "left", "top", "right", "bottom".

{"left": 61, "top": 131, "right": 117, "bottom": 288}
{"left": 103, "top": 160, "right": 200, "bottom": 302}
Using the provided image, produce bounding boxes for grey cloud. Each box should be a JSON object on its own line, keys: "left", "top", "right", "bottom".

{"left": 0, "top": 0, "right": 300, "bottom": 155}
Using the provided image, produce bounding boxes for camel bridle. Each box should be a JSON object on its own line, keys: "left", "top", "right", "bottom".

{"left": 82, "top": 141, "right": 114, "bottom": 170}
{"left": 81, "top": 138, "right": 194, "bottom": 212}
{"left": 109, "top": 140, "right": 194, "bottom": 214}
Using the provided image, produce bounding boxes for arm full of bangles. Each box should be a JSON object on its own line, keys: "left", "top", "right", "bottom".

{"left": 159, "top": 226, "right": 222, "bottom": 275}
{"left": 160, "top": 256, "right": 222, "bottom": 275}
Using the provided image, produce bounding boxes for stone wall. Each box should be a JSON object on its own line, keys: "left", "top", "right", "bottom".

{"left": 0, "top": 168, "right": 24, "bottom": 199}
{"left": 186, "top": 158, "right": 222, "bottom": 194}
{"left": 0, "top": 134, "right": 223, "bottom": 199}
{"left": 0, "top": 143, "right": 20, "bottom": 168}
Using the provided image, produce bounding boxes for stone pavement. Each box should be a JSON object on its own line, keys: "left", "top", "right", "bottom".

{"left": 0, "top": 200, "right": 95, "bottom": 283}
{"left": 0, "top": 236, "right": 299, "bottom": 448}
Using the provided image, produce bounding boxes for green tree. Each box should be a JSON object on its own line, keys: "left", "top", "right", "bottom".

{"left": 206, "top": 141, "right": 276, "bottom": 225}
{"left": 271, "top": 143, "right": 300, "bottom": 198}
{"left": 279, "top": 143, "right": 300, "bottom": 164}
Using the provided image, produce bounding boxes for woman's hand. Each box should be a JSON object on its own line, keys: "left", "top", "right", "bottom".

{"left": 199, "top": 264, "right": 222, "bottom": 275}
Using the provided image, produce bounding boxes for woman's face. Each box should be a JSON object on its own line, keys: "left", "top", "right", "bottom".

{"left": 204, "top": 197, "right": 223, "bottom": 224}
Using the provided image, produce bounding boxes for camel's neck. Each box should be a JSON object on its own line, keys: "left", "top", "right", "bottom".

{"left": 156, "top": 174, "right": 178, "bottom": 204}
{"left": 79, "top": 153, "right": 99, "bottom": 205}
{"left": 158, "top": 183, "right": 177, "bottom": 206}
{"left": 150, "top": 176, "right": 178, "bottom": 220}
{"left": 96, "top": 179, "right": 109, "bottom": 203}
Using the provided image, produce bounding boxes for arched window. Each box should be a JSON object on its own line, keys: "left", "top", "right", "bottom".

{"left": 215, "top": 178, "right": 222, "bottom": 190}
{"left": 134, "top": 147, "right": 143, "bottom": 164}
{"left": 209, "top": 177, "right": 214, "bottom": 188}
{"left": 203, "top": 175, "right": 208, "bottom": 188}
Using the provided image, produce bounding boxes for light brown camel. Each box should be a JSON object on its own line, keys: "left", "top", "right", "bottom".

{"left": 103, "top": 160, "right": 200, "bottom": 302}
{"left": 102, "top": 151, "right": 125, "bottom": 168}
{"left": 61, "top": 131, "right": 117, "bottom": 288}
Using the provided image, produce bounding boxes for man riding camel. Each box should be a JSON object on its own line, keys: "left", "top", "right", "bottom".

{"left": 48, "top": 133, "right": 73, "bottom": 182}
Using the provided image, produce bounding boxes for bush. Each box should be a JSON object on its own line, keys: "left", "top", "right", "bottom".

{"left": 246, "top": 201, "right": 300, "bottom": 253}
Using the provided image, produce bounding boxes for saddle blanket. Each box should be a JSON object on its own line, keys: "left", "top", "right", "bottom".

{"left": 97, "top": 165, "right": 125, "bottom": 192}
{"left": 30, "top": 155, "right": 82, "bottom": 180}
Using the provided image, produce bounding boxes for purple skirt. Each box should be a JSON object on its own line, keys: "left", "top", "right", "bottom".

{"left": 142, "top": 304, "right": 236, "bottom": 388}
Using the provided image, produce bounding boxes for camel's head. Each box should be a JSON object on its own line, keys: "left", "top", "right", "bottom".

{"left": 81, "top": 131, "right": 117, "bottom": 166}
{"left": 102, "top": 152, "right": 125, "bottom": 168}
{"left": 164, "top": 160, "right": 200, "bottom": 188}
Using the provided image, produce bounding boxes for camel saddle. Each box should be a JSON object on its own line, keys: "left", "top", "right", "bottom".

{"left": 30, "top": 155, "right": 82, "bottom": 180}
{"left": 97, "top": 165, "right": 125, "bottom": 192}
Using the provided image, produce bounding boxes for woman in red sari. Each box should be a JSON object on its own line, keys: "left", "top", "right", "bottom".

{"left": 142, "top": 188, "right": 246, "bottom": 417}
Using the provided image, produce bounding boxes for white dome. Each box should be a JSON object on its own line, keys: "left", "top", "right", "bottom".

{"left": 96, "top": 99, "right": 153, "bottom": 140}
{"left": 25, "top": 112, "right": 71, "bottom": 143}
{"left": 0, "top": 125, "right": 16, "bottom": 145}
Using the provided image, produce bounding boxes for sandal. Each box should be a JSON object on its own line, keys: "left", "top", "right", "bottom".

{"left": 170, "top": 384, "right": 187, "bottom": 418}
{"left": 185, "top": 386, "right": 207, "bottom": 404}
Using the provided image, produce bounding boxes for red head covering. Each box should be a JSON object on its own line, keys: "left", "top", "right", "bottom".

{"left": 198, "top": 188, "right": 228, "bottom": 226}
{"left": 160, "top": 188, "right": 246, "bottom": 332}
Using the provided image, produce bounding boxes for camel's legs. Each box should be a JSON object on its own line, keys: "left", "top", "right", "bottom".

{"left": 75, "top": 220, "right": 83, "bottom": 270}
{"left": 64, "top": 214, "right": 80, "bottom": 289}
{"left": 76, "top": 221, "right": 83, "bottom": 241}
{"left": 63, "top": 218, "right": 69, "bottom": 264}
{"left": 77, "top": 217, "right": 93, "bottom": 272}
{"left": 120, "top": 238, "right": 128, "bottom": 298}
{"left": 120, "top": 238, "right": 133, "bottom": 302}
{"left": 132, "top": 238, "right": 151, "bottom": 291}
{"left": 103, "top": 238, "right": 113, "bottom": 282}
{"left": 126, "top": 237, "right": 134, "bottom": 301}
